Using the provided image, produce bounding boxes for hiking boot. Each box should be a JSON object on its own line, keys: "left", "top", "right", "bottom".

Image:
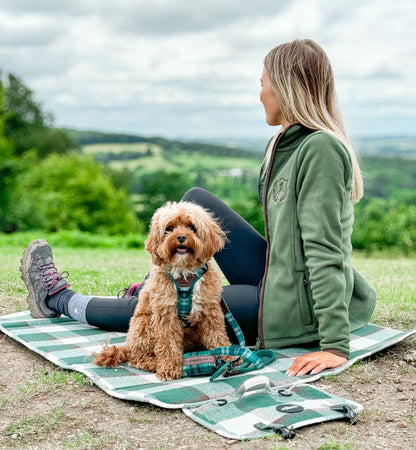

{"left": 118, "top": 282, "right": 142, "bottom": 298}
{"left": 20, "top": 239, "right": 71, "bottom": 318}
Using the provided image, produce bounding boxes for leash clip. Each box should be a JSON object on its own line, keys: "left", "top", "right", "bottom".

{"left": 221, "top": 357, "right": 243, "bottom": 377}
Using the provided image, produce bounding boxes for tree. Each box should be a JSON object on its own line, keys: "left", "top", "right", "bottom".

{"left": 134, "top": 170, "right": 193, "bottom": 227}
{"left": 2, "top": 72, "right": 74, "bottom": 157}
{"left": 229, "top": 193, "right": 265, "bottom": 236}
{"left": 0, "top": 82, "right": 17, "bottom": 232}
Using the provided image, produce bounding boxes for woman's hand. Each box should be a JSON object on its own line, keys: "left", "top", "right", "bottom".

{"left": 286, "top": 351, "right": 347, "bottom": 376}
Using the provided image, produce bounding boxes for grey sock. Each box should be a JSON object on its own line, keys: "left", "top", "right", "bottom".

{"left": 67, "top": 293, "right": 94, "bottom": 324}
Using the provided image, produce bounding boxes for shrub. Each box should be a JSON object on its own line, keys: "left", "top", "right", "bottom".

{"left": 10, "top": 153, "right": 143, "bottom": 235}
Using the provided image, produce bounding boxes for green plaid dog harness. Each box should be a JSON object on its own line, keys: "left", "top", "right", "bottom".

{"left": 164, "top": 264, "right": 208, "bottom": 326}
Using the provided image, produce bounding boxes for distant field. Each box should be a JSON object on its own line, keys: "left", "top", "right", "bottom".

{"left": 82, "top": 141, "right": 262, "bottom": 175}
{"left": 82, "top": 142, "right": 162, "bottom": 154}
{"left": 108, "top": 155, "right": 177, "bottom": 172}
{"left": 170, "top": 152, "right": 260, "bottom": 171}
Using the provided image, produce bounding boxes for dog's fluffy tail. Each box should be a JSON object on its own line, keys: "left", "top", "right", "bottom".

{"left": 93, "top": 344, "right": 130, "bottom": 367}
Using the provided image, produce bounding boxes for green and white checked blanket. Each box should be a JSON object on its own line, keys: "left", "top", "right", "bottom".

{"left": 1, "top": 311, "right": 415, "bottom": 440}
{"left": 183, "top": 377, "right": 364, "bottom": 440}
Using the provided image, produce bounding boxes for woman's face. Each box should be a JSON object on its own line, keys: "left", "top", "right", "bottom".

{"left": 260, "top": 69, "right": 289, "bottom": 128}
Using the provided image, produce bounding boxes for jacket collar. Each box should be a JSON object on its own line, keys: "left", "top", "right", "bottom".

{"left": 274, "top": 123, "right": 314, "bottom": 152}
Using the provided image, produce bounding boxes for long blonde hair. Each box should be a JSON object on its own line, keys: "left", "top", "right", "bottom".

{"left": 264, "top": 39, "right": 363, "bottom": 202}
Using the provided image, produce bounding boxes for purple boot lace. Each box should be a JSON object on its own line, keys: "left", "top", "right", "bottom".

{"left": 39, "top": 262, "right": 69, "bottom": 293}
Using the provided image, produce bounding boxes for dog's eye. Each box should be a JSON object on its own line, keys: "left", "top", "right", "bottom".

{"left": 165, "top": 225, "right": 174, "bottom": 233}
{"left": 190, "top": 224, "right": 197, "bottom": 233}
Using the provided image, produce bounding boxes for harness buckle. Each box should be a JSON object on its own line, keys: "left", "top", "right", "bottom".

{"left": 178, "top": 288, "right": 190, "bottom": 299}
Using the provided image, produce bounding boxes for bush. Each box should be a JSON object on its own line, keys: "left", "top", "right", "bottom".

{"left": 10, "top": 153, "right": 143, "bottom": 235}
{"left": 352, "top": 198, "right": 416, "bottom": 254}
{"left": 133, "top": 170, "right": 193, "bottom": 227}
{"left": 0, "top": 230, "right": 146, "bottom": 249}
{"left": 229, "top": 193, "right": 265, "bottom": 236}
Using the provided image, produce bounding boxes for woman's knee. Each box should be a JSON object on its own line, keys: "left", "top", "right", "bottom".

{"left": 182, "top": 187, "right": 211, "bottom": 203}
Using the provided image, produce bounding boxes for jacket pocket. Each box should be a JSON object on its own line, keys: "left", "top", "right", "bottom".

{"left": 297, "top": 272, "right": 315, "bottom": 329}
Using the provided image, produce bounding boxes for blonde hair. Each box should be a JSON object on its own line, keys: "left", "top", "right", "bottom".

{"left": 264, "top": 39, "right": 363, "bottom": 202}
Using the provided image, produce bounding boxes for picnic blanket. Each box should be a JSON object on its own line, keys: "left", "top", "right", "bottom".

{"left": 1, "top": 311, "right": 415, "bottom": 440}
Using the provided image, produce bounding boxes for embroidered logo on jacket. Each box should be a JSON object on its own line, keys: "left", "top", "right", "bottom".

{"left": 272, "top": 178, "right": 289, "bottom": 202}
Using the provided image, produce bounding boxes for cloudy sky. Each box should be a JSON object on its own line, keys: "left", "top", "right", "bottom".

{"left": 0, "top": 0, "right": 415, "bottom": 143}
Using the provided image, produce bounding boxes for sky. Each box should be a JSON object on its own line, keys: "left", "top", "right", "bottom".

{"left": 0, "top": 0, "right": 415, "bottom": 144}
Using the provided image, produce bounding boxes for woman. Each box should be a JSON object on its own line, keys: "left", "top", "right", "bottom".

{"left": 20, "top": 39, "right": 376, "bottom": 376}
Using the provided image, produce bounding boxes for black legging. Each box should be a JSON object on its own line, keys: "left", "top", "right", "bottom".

{"left": 86, "top": 188, "right": 267, "bottom": 345}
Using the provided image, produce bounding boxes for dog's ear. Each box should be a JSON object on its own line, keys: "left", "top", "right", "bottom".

{"left": 193, "top": 208, "right": 227, "bottom": 259}
{"left": 144, "top": 235, "right": 164, "bottom": 266}
{"left": 206, "top": 219, "right": 227, "bottom": 256}
{"left": 144, "top": 210, "right": 164, "bottom": 266}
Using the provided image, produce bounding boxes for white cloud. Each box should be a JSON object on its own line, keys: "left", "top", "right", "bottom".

{"left": 0, "top": 0, "right": 414, "bottom": 139}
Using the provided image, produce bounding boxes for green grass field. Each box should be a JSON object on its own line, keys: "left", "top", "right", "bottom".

{"left": 82, "top": 142, "right": 162, "bottom": 155}
{"left": 81, "top": 141, "right": 261, "bottom": 176}
{"left": 1, "top": 243, "right": 415, "bottom": 332}
{"left": 0, "top": 245, "right": 151, "bottom": 314}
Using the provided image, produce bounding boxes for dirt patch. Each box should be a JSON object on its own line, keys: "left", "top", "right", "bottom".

{"left": 1, "top": 324, "right": 415, "bottom": 450}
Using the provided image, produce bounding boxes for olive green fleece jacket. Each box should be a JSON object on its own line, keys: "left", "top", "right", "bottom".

{"left": 257, "top": 124, "right": 376, "bottom": 356}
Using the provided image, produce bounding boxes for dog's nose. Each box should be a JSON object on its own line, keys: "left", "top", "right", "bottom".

{"left": 177, "top": 234, "right": 186, "bottom": 244}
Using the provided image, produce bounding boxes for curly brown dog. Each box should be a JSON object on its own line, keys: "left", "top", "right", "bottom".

{"left": 93, "top": 201, "right": 232, "bottom": 381}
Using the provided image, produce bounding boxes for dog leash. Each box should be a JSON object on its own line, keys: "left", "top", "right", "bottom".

{"left": 207, "top": 347, "right": 276, "bottom": 382}
{"left": 183, "top": 297, "right": 276, "bottom": 381}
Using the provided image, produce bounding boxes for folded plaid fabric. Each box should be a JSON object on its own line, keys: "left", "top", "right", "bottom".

{"left": 184, "top": 376, "right": 363, "bottom": 440}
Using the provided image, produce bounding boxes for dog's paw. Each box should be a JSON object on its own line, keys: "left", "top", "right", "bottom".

{"left": 131, "top": 355, "right": 157, "bottom": 373}
{"left": 156, "top": 365, "right": 183, "bottom": 381}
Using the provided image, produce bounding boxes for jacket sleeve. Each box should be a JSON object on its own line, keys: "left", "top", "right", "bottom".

{"left": 295, "top": 132, "right": 353, "bottom": 356}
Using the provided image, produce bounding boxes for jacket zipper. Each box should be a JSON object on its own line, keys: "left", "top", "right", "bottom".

{"left": 257, "top": 125, "right": 295, "bottom": 350}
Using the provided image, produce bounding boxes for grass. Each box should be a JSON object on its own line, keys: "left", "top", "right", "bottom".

{"left": 351, "top": 254, "right": 416, "bottom": 329}
{"left": 171, "top": 151, "right": 260, "bottom": 171}
{"left": 318, "top": 438, "right": 355, "bottom": 450}
{"left": 17, "top": 367, "right": 91, "bottom": 399}
{"left": 5, "top": 402, "right": 66, "bottom": 443}
{"left": 0, "top": 230, "right": 147, "bottom": 249}
{"left": 61, "top": 431, "right": 123, "bottom": 449}
{"left": 1, "top": 242, "right": 415, "bottom": 330}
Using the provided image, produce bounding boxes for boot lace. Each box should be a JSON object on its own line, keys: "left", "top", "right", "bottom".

{"left": 39, "top": 262, "right": 69, "bottom": 291}
{"left": 117, "top": 287, "right": 129, "bottom": 298}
